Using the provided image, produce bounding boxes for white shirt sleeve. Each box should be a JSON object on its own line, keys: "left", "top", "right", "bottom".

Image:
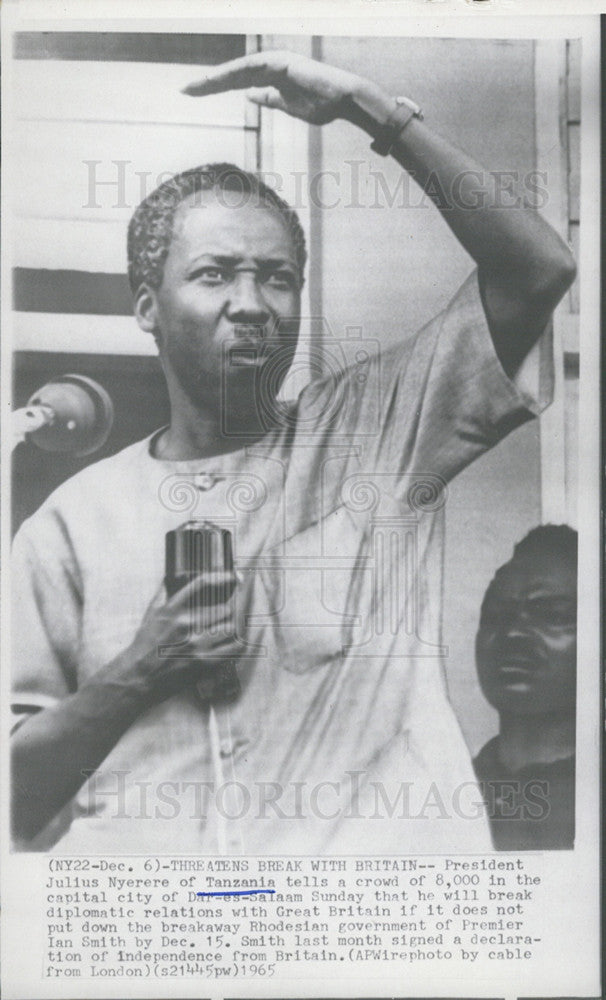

{"left": 11, "top": 508, "right": 82, "bottom": 715}
{"left": 300, "top": 269, "right": 554, "bottom": 502}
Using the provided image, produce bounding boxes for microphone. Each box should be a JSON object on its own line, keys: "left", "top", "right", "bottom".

{"left": 165, "top": 520, "right": 240, "bottom": 702}
{"left": 12, "top": 374, "right": 113, "bottom": 455}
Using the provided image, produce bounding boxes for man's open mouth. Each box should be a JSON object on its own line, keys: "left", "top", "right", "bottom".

{"left": 227, "top": 335, "right": 286, "bottom": 367}
{"left": 498, "top": 662, "right": 537, "bottom": 677}
{"left": 492, "top": 655, "right": 541, "bottom": 688}
{"left": 228, "top": 344, "right": 267, "bottom": 366}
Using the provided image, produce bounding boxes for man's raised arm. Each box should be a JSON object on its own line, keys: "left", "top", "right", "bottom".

{"left": 184, "top": 50, "right": 576, "bottom": 375}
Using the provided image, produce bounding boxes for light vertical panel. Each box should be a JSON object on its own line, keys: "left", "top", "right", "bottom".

{"left": 534, "top": 38, "right": 569, "bottom": 525}
{"left": 259, "top": 34, "right": 313, "bottom": 400}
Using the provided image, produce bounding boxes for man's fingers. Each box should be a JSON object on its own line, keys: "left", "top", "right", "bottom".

{"left": 246, "top": 86, "right": 290, "bottom": 112}
{"left": 166, "top": 567, "right": 256, "bottom": 637}
{"left": 181, "top": 54, "right": 279, "bottom": 96}
{"left": 141, "top": 579, "right": 171, "bottom": 624}
{"left": 169, "top": 571, "right": 237, "bottom": 607}
{"left": 179, "top": 603, "right": 233, "bottom": 631}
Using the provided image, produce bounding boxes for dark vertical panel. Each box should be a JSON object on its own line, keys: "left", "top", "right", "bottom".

{"left": 14, "top": 32, "right": 246, "bottom": 64}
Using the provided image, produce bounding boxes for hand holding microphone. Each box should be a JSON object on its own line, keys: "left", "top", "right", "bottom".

{"left": 120, "top": 544, "right": 243, "bottom": 709}
{"left": 165, "top": 520, "right": 241, "bottom": 702}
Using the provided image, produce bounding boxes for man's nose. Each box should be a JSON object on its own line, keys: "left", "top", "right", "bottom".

{"left": 225, "top": 274, "right": 271, "bottom": 327}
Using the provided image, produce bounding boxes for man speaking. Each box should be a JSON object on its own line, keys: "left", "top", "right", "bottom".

{"left": 11, "top": 50, "right": 575, "bottom": 853}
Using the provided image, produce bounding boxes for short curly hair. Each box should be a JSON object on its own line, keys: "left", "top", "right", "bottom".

{"left": 512, "top": 524, "right": 578, "bottom": 564}
{"left": 127, "top": 163, "right": 307, "bottom": 294}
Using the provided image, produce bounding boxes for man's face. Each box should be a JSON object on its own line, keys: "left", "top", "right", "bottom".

{"left": 475, "top": 549, "right": 577, "bottom": 717}
{"left": 147, "top": 190, "right": 302, "bottom": 423}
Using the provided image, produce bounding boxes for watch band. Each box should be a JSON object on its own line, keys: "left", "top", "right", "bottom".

{"left": 370, "top": 96, "right": 424, "bottom": 156}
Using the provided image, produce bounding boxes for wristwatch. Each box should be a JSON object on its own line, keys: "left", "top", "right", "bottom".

{"left": 369, "top": 96, "right": 424, "bottom": 156}
{"left": 340, "top": 93, "right": 424, "bottom": 157}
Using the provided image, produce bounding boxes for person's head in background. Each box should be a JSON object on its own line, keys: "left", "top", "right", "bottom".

{"left": 475, "top": 524, "right": 577, "bottom": 761}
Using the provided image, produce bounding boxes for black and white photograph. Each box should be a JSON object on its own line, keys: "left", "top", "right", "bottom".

{"left": 1, "top": 3, "right": 601, "bottom": 999}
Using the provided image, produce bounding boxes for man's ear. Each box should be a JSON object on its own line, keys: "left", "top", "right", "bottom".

{"left": 134, "top": 283, "right": 160, "bottom": 336}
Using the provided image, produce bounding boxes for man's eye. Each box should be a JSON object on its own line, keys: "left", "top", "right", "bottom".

{"left": 529, "top": 600, "right": 577, "bottom": 628}
{"left": 480, "top": 599, "right": 576, "bottom": 629}
{"left": 265, "top": 271, "right": 296, "bottom": 289}
{"left": 193, "top": 267, "right": 228, "bottom": 284}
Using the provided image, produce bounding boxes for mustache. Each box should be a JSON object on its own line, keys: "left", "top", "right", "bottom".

{"left": 229, "top": 324, "right": 297, "bottom": 341}
{"left": 225, "top": 333, "right": 298, "bottom": 362}
{"left": 232, "top": 323, "right": 267, "bottom": 337}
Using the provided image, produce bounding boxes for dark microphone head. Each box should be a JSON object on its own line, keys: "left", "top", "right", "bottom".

{"left": 26, "top": 374, "right": 113, "bottom": 456}
{"left": 165, "top": 520, "right": 235, "bottom": 600}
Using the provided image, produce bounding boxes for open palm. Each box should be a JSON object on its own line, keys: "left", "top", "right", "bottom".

{"left": 183, "top": 50, "right": 371, "bottom": 125}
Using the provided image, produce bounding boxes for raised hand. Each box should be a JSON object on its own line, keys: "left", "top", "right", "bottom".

{"left": 183, "top": 49, "right": 380, "bottom": 125}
